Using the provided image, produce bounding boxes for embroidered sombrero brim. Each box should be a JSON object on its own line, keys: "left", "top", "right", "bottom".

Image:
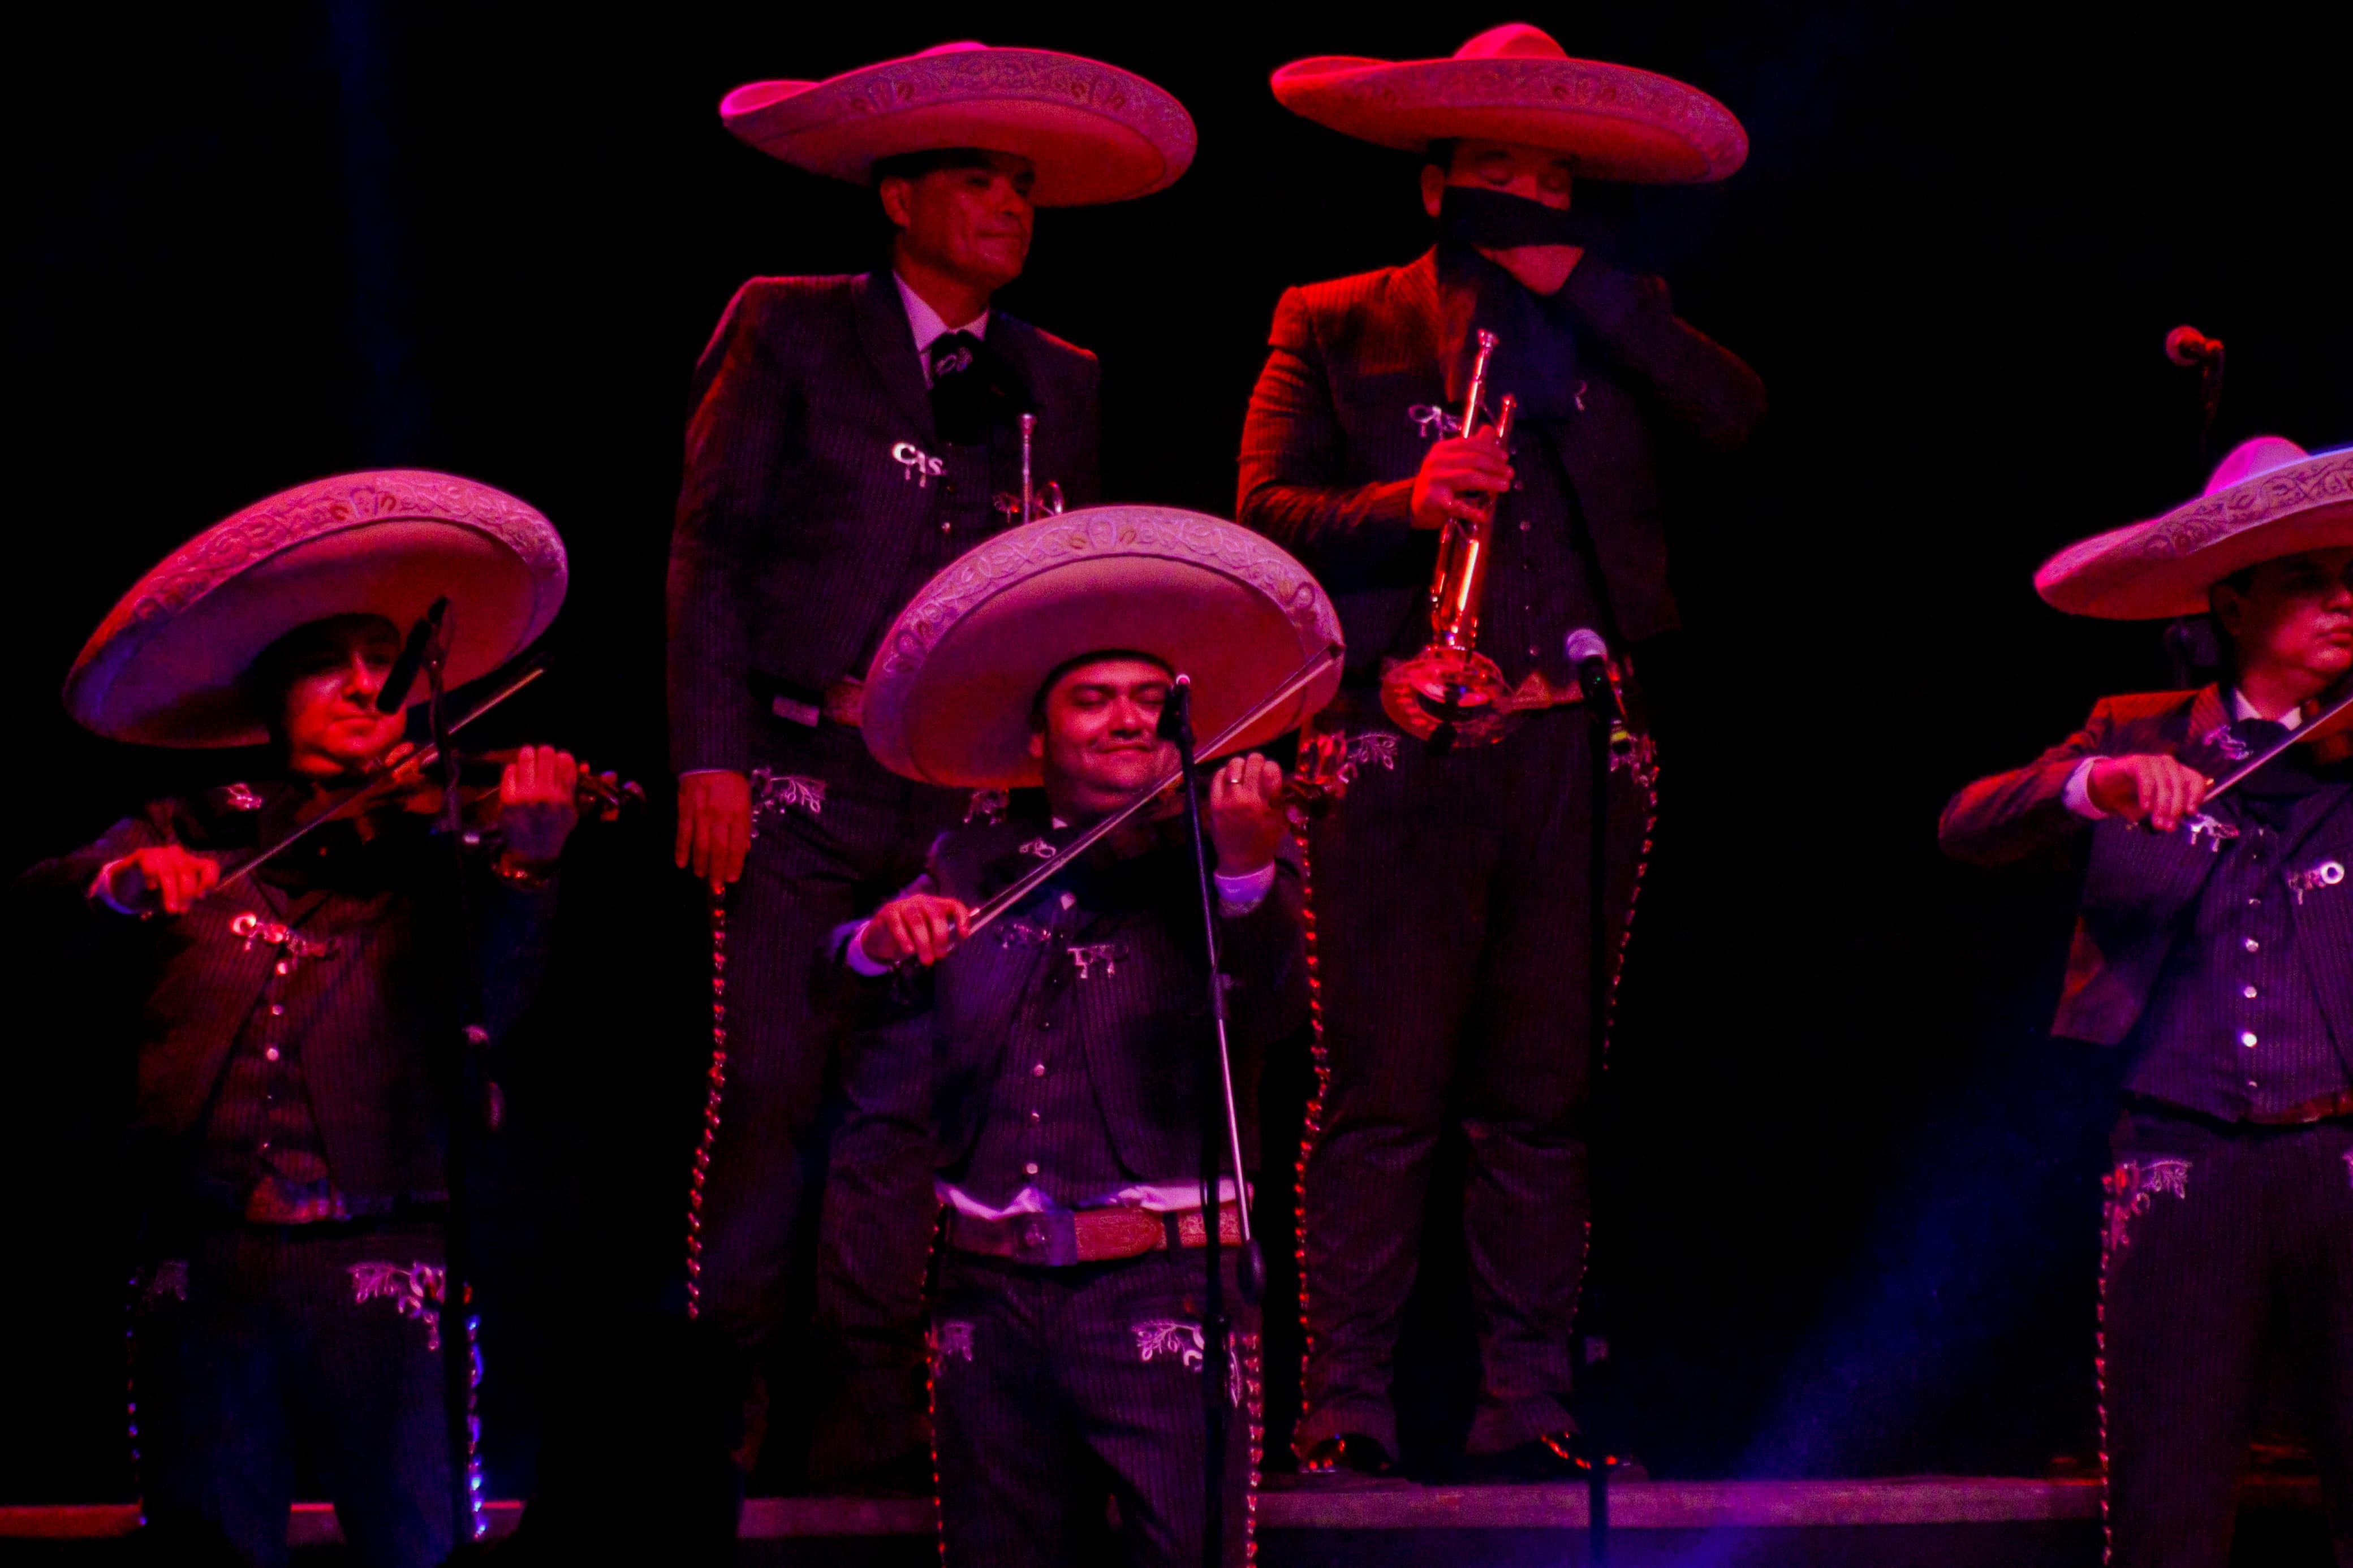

{"left": 860, "top": 507, "right": 1344, "bottom": 790}
{"left": 2036, "top": 440, "right": 2353, "bottom": 619}
{"left": 1271, "top": 50, "right": 1746, "bottom": 184}
{"left": 722, "top": 43, "right": 1196, "bottom": 208}
{"left": 66, "top": 470, "right": 567, "bottom": 747}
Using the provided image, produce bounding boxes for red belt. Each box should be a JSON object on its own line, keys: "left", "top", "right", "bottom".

{"left": 945, "top": 1203, "right": 1243, "bottom": 1267}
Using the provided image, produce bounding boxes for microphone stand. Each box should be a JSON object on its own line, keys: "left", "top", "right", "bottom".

{"left": 1584, "top": 673, "right": 1614, "bottom": 1565}
{"left": 418, "top": 607, "right": 490, "bottom": 1551}
{"left": 1156, "top": 674, "right": 1265, "bottom": 1568}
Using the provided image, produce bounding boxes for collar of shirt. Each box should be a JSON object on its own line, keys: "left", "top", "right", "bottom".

{"left": 895, "top": 271, "right": 988, "bottom": 386}
{"left": 2232, "top": 689, "right": 2305, "bottom": 731}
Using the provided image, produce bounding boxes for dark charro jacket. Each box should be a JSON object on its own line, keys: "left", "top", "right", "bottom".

{"left": 666, "top": 271, "right": 1102, "bottom": 774}
{"left": 854, "top": 812, "right": 1307, "bottom": 1202}
{"left": 1940, "top": 686, "right": 2353, "bottom": 1111}
{"left": 14, "top": 780, "right": 558, "bottom": 1214}
{"left": 1237, "top": 245, "right": 1764, "bottom": 690}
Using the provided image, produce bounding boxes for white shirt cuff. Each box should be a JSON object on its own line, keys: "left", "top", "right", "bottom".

{"left": 89, "top": 858, "right": 144, "bottom": 915}
{"left": 842, "top": 919, "right": 893, "bottom": 976}
{"left": 1214, "top": 863, "right": 1277, "bottom": 915}
{"left": 2062, "top": 757, "right": 2107, "bottom": 819}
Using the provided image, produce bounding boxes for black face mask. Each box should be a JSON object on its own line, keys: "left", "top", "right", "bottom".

{"left": 1437, "top": 184, "right": 1610, "bottom": 253}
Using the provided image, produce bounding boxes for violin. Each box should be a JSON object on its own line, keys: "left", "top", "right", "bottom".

{"left": 216, "top": 744, "right": 644, "bottom": 892}
{"left": 351, "top": 746, "right": 645, "bottom": 834}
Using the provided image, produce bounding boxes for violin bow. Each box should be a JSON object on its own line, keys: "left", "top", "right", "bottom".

{"left": 212, "top": 659, "right": 550, "bottom": 891}
{"left": 2194, "top": 672, "right": 2353, "bottom": 815}
{"left": 953, "top": 642, "right": 1343, "bottom": 945}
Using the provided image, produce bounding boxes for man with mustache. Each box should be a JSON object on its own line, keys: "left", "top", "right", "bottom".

{"left": 1238, "top": 25, "right": 1765, "bottom": 1480}
{"left": 834, "top": 508, "right": 1334, "bottom": 1565}
{"left": 665, "top": 42, "right": 1196, "bottom": 1491}
{"left": 1945, "top": 437, "right": 2353, "bottom": 1568}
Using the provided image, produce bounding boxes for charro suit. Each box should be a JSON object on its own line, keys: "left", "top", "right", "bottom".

{"left": 666, "top": 269, "right": 1101, "bottom": 1478}
{"left": 846, "top": 809, "right": 1307, "bottom": 1567}
{"left": 1942, "top": 686, "right": 2353, "bottom": 1567}
{"left": 1239, "top": 242, "right": 1762, "bottom": 1458}
{"left": 15, "top": 781, "right": 559, "bottom": 1568}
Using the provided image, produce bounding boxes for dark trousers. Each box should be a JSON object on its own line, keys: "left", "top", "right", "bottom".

{"left": 2103, "top": 1105, "right": 2353, "bottom": 1568}
{"left": 1296, "top": 706, "right": 1647, "bottom": 1455}
{"left": 132, "top": 1221, "right": 451, "bottom": 1568}
{"left": 691, "top": 718, "right": 967, "bottom": 1476}
{"left": 933, "top": 1247, "right": 1260, "bottom": 1567}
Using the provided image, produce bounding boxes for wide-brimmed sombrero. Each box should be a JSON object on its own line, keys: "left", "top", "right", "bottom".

{"left": 66, "top": 469, "right": 567, "bottom": 747}
{"left": 2036, "top": 437, "right": 2353, "bottom": 619}
{"left": 721, "top": 41, "right": 1196, "bottom": 208}
{"left": 861, "top": 507, "right": 1344, "bottom": 789}
{"left": 1271, "top": 23, "right": 1746, "bottom": 185}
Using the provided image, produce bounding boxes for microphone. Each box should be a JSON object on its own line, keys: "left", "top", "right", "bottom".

{"left": 375, "top": 597, "right": 450, "bottom": 714}
{"left": 1156, "top": 673, "right": 1193, "bottom": 746}
{"left": 2165, "top": 325, "right": 2224, "bottom": 369}
{"left": 1565, "top": 628, "right": 1615, "bottom": 712}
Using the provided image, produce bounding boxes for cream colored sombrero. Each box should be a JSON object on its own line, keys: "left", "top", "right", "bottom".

{"left": 1270, "top": 23, "right": 1746, "bottom": 185}
{"left": 721, "top": 41, "right": 1196, "bottom": 207}
{"left": 861, "top": 507, "right": 1344, "bottom": 790}
{"left": 66, "top": 469, "right": 567, "bottom": 747}
{"left": 2037, "top": 437, "right": 2353, "bottom": 619}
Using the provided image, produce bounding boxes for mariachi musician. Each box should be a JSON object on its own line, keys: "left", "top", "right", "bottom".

{"left": 15, "top": 473, "right": 578, "bottom": 1568}
{"left": 1943, "top": 437, "right": 2353, "bottom": 1568}
{"left": 1238, "top": 25, "right": 1766, "bottom": 1478}
{"left": 664, "top": 42, "right": 1196, "bottom": 1487}
{"left": 832, "top": 508, "right": 1335, "bottom": 1565}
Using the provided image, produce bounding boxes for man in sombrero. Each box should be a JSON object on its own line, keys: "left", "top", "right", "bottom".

{"left": 665, "top": 40, "right": 1195, "bottom": 1489}
{"left": 1236, "top": 24, "right": 1765, "bottom": 1479}
{"left": 14, "top": 472, "right": 578, "bottom": 1568}
{"left": 1943, "top": 437, "right": 2353, "bottom": 1566}
{"left": 834, "top": 507, "right": 1337, "bottom": 1564}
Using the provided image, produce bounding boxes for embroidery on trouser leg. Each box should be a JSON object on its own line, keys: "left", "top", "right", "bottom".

{"left": 747, "top": 768, "right": 826, "bottom": 839}
{"left": 132, "top": 1260, "right": 188, "bottom": 1313}
{"left": 1133, "top": 1320, "right": 1248, "bottom": 1408}
{"left": 2101, "top": 1158, "right": 2190, "bottom": 1255}
{"left": 349, "top": 1260, "right": 448, "bottom": 1351}
{"left": 931, "top": 1320, "right": 975, "bottom": 1376}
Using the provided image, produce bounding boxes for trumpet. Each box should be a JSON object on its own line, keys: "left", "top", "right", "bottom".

{"left": 1381, "top": 329, "right": 1520, "bottom": 746}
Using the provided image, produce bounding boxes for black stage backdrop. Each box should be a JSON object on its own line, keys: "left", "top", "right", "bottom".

{"left": 7, "top": 0, "right": 2353, "bottom": 1504}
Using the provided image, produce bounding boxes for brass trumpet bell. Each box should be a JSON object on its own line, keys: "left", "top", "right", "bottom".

{"left": 1381, "top": 645, "right": 1518, "bottom": 745}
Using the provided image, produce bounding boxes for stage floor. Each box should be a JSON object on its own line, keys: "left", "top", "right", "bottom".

{"left": 0, "top": 1477, "right": 2331, "bottom": 1565}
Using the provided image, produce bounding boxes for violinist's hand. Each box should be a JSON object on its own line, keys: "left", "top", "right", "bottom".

{"left": 676, "top": 770, "right": 752, "bottom": 892}
{"left": 1409, "top": 432, "right": 1514, "bottom": 530}
{"left": 498, "top": 745, "right": 582, "bottom": 865}
{"left": 1208, "top": 753, "right": 1286, "bottom": 876}
{"left": 861, "top": 894, "right": 971, "bottom": 967}
{"left": 2089, "top": 753, "right": 2210, "bottom": 834}
{"left": 100, "top": 844, "right": 219, "bottom": 915}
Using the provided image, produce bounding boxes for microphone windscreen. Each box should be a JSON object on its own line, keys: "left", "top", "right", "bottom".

{"left": 1564, "top": 628, "right": 1610, "bottom": 666}
{"left": 2165, "top": 325, "right": 2218, "bottom": 367}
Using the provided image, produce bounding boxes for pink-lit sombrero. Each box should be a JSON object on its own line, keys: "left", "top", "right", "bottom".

{"left": 2036, "top": 437, "right": 2353, "bottom": 619}
{"left": 66, "top": 470, "right": 567, "bottom": 747}
{"left": 1271, "top": 23, "right": 1746, "bottom": 184}
{"left": 861, "top": 507, "right": 1344, "bottom": 790}
{"left": 721, "top": 41, "right": 1196, "bottom": 208}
